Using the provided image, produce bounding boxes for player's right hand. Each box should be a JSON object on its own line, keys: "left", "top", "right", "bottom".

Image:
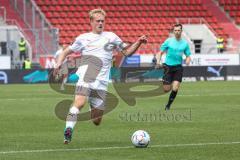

{"left": 138, "top": 35, "right": 148, "bottom": 44}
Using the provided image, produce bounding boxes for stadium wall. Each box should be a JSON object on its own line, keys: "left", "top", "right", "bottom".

{"left": 183, "top": 24, "right": 218, "bottom": 54}
{"left": 1, "top": 66, "right": 240, "bottom": 84}
{"left": 121, "top": 66, "right": 240, "bottom": 82}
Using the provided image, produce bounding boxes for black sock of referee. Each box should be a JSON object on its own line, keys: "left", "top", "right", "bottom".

{"left": 166, "top": 90, "right": 178, "bottom": 110}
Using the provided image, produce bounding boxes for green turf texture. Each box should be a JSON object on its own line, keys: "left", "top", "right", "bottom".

{"left": 0, "top": 81, "right": 240, "bottom": 160}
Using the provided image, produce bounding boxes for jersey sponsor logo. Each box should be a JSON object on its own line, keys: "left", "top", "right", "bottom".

{"left": 207, "top": 66, "right": 223, "bottom": 77}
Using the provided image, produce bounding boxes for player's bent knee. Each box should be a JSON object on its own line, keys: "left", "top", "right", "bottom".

{"left": 163, "top": 85, "right": 171, "bottom": 93}
{"left": 73, "top": 101, "right": 84, "bottom": 109}
{"left": 172, "top": 88, "right": 179, "bottom": 92}
{"left": 73, "top": 95, "right": 87, "bottom": 108}
{"left": 172, "top": 85, "right": 180, "bottom": 91}
{"left": 172, "top": 81, "right": 181, "bottom": 91}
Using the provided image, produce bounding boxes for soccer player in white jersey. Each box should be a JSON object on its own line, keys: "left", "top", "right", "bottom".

{"left": 54, "top": 9, "right": 147, "bottom": 144}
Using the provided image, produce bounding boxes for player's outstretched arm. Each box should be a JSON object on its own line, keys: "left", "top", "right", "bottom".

{"left": 55, "top": 47, "right": 72, "bottom": 69}
{"left": 121, "top": 35, "right": 147, "bottom": 57}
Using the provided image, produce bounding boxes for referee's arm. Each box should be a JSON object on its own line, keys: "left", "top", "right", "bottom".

{"left": 155, "top": 51, "right": 165, "bottom": 68}
{"left": 185, "top": 56, "right": 191, "bottom": 66}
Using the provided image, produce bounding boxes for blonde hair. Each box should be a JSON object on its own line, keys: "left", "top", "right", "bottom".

{"left": 89, "top": 8, "right": 106, "bottom": 20}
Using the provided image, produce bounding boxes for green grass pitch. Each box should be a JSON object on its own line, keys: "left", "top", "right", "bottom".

{"left": 0, "top": 81, "right": 240, "bottom": 160}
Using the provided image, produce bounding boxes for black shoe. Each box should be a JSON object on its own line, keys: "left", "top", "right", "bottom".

{"left": 64, "top": 127, "right": 73, "bottom": 144}
{"left": 165, "top": 104, "right": 171, "bottom": 110}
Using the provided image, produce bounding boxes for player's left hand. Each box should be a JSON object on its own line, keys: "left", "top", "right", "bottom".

{"left": 138, "top": 35, "right": 148, "bottom": 44}
{"left": 185, "top": 57, "right": 191, "bottom": 66}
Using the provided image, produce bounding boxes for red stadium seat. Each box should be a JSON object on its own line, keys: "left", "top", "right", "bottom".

{"left": 218, "top": 0, "right": 240, "bottom": 24}
{"left": 36, "top": 0, "right": 229, "bottom": 47}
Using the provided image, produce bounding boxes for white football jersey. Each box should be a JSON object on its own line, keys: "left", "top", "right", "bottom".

{"left": 69, "top": 32, "right": 126, "bottom": 82}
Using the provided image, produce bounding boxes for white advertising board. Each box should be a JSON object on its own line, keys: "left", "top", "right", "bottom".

{"left": 189, "top": 54, "right": 240, "bottom": 66}
{"left": 0, "top": 56, "right": 11, "bottom": 69}
{"left": 140, "top": 54, "right": 239, "bottom": 66}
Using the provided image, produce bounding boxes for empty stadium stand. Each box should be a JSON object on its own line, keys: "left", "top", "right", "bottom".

{"left": 218, "top": 0, "right": 240, "bottom": 25}
{"left": 207, "top": 0, "right": 240, "bottom": 42}
{"left": 0, "top": 0, "right": 44, "bottom": 60}
{"left": 0, "top": 0, "right": 28, "bottom": 28}
{"left": 34, "top": 0, "right": 230, "bottom": 53}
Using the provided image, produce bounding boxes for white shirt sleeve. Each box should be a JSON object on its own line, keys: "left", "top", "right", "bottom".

{"left": 69, "top": 37, "right": 84, "bottom": 52}
{"left": 112, "top": 33, "right": 128, "bottom": 52}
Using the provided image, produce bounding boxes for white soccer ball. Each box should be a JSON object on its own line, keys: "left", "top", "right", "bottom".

{"left": 131, "top": 130, "right": 150, "bottom": 148}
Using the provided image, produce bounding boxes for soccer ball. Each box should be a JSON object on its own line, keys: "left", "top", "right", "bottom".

{"left": 131, "top": 130, "right": 150, "bottom": 148}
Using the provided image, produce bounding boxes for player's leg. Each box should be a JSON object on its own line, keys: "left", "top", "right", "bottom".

{"left": 90, "top": 107, "right": 104, "bottom": 126}
{"left": 60, "top": 64, "right": 69, "bottom": 90}
{"left": 163, "top": 84, "right": 171, "bottom": 93}
{"left": 66, "top": 94, "right": 86, "bottom": 129}
{"left": 60, "top": 67, "right": 68, "bottom": 90}
{"left": 89, "top": 89, "right": 106, "bottom": 126}
{"left": 162, "top": 64, "right": 172, "bottom": 93}
{"left": 60, "top": 62, "right": 68, "bottom": 91}
{"left": 64, "top": 85, "right": 89, "bottom": 144}
{"left": 165, "top": 66, "right": 183, "bottom": 110}
{"left": 165, "top": 81, "right": 180, "bottom": 110}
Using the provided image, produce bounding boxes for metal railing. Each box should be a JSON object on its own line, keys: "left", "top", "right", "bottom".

{"left": 175, "top": 17, "right": 240, "bottom": 53}
{"left": 9, "top": 0, "right": 59, "bottom": 61}
{"left": 176, "top": 17, "right": 218, "bottom": 36}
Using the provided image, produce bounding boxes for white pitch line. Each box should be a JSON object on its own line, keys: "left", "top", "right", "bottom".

{"left": 0, "top": 97, "right": 66, "bottom": 101}
{"left": 0, "top": 141, "right": 240, "bottom": 155}
{"left": 1, "top": 93, "right": 240, "bottom": 101}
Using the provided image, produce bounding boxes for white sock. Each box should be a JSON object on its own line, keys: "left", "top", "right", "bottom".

{"left": 66, "top": 106, "right": 80, "bottom": 129}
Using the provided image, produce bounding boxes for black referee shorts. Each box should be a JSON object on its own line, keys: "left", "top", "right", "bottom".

{"left": 162, "top": 64, "right": 183, "bottom": 85}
